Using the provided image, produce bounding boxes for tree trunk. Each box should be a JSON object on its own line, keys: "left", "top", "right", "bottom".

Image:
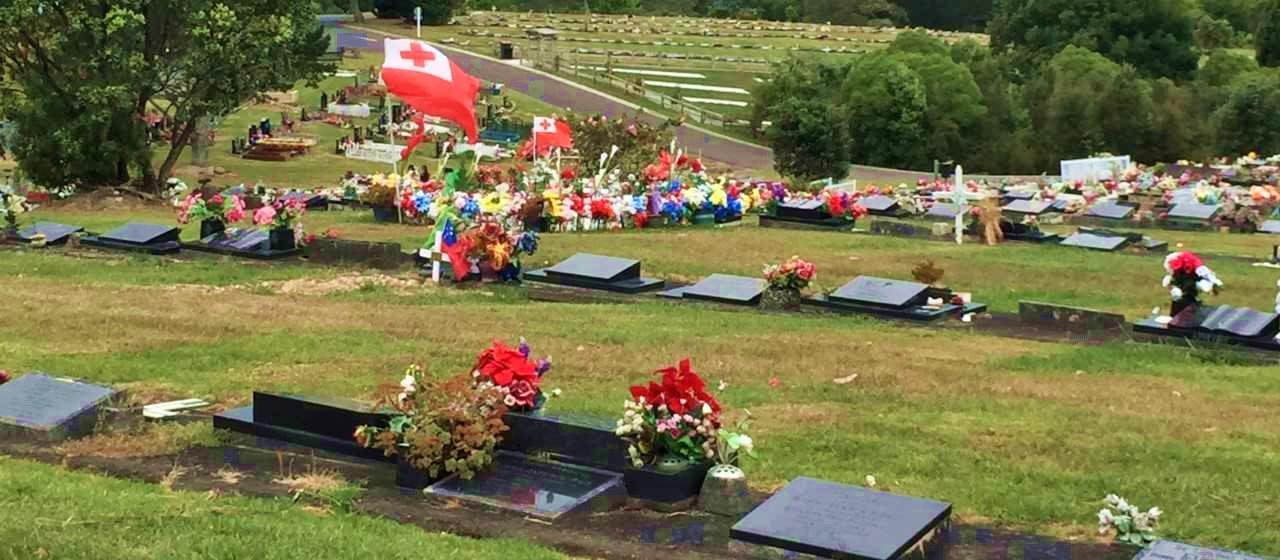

{"left": 351, "top": 0, "right": 365, "bottom": 22}
{"left": 151, "top": 118, "right": 196, "bottom": 194}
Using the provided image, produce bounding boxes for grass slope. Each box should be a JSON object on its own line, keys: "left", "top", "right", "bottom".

{"left": 1, "top": 226, "right": 1279, "bottom": 552}
{"left": 0, "top": 457, "right": 570, "bottom": 560}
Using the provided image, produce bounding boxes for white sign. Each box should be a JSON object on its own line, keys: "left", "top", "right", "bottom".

{"left": 327, "top": 103, "right": 371, "bottom": 118}
{"left": 1060, "top": 156, "right": 1131, "bottom": 183}
{"left": 453, "top": 142, "right": 502, "bottom": 160}
{"left": 345, "top": 142, "right": 401, "bottom": 164}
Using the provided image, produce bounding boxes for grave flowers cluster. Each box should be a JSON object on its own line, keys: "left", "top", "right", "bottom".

{"left": 0, "top": 370, "right": 9, "bottom": 385}
{"left": 176, "top": 191, "right": 246, "bottom": 225}
{"left": 253, "top": 196, "right": 307, "bottom": 230}
{"left": 1161, "top": 250, "right": 1223, "bottom": 308}
{"left": 616, "top": 358, "right": 729, "bottom": 468}
{"left": 471, "top": 338, "right": 552, "bottom": 412}
{"left": 764, "top": 256, "right": 817, "bottom": 291}
{"left": 355, "top": 363, "right": 511, "bottom": 481}
{"left": 1097, "top": 494, "right": 1162, "bottom": 546}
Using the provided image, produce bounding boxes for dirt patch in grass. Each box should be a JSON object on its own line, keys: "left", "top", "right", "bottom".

{"left": 58, "top": 422, "right": 221, "bottom": 459}
{"left": 264, "top": 273, "right": 425, "bottom": 297}
{"left": 46, "top": 187, "right": 169, "bottom": 212}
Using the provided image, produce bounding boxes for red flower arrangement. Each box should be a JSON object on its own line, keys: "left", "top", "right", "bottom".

{"left": 617, "top": 358, "right": 724, "bottom": 466}
{"left": 0, "top": 370, "right": 9, "bottom": 385}
{"left": 472, "top": 338, "right": 552, "bottom": 411}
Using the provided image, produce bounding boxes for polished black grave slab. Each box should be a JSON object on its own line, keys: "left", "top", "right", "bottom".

{"left": 81, "top": 223, "right": 181, "bottom": 255}
{"left": 925, "top": 203, "right": 961, "bottom": 221}
{"left": 1135, "top": 540, "right": 1267, "bottom": 560}
{"left": 501, "top": 410, "right": 627, "bottom": 471}
{"left": 0, "top": 373, "right": 117, "bottom": 442}
{"left": 1002, "top": 199, "right": 1054, "bottom": 215}
{"left": 426, "top": 451, "right": 625, "bottom": 520}
{"left": 1086, "top": 201, "right": 1137, "bottom": 220}
{"left": 524, "top": 253, "right": 664, "bottom": 293}
{"left": 731, "top": 477, "right": 952, "bottom": 560}
{"left": 659, "top": 274, "right": 766, "bottom": 306}
{"left": 761, "top": 199, "right": 852, "bottom": 229}
{"left": 805, "top": 277, "right": 987, "bottom": 321}
{"left": 1001, "top": 222, "right": 1062, "bottom": 243}
{"left": 213, "top": 392, "right": 393, "bottom": 462}
{"left": 183, "top": 228, "right": 299, "bottom": 260}
{"left": 16, "top": 221, "right": 84, "bottom": 245}
{"left": 1060, "top": 231, "right": 1131, "bottom": 252}
{"left": 1133, "top": 305, "right": 1280, "bottom": 352}
{"left": 1166, "top": 203, "right": 1222, "bottom": 221}
{"left": 860, "top": 195, "right": 900, "bottom": 216}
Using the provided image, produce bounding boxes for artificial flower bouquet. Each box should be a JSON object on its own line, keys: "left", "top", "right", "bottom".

{"left": 177, "top": 191, "right": 246, "bottom": 226}
{"left": 471, "top": 338, "right": 552, "bottom": 412}
{"left": 616, "top": 358, "right": 724, "bottom": 468}
{"left": 434, "top": 217, "right": 539, "bottom": 282}
{"left": 253, "top": 196, "right": 307, "bottom": 231}
{"left": 1161, "top": 250, "right": 1222, "bottom": 315}
{"left": 355, "top": 364, "right": 510, "bottom": 481}
{"left": 820, "top": 189, "right": 868, "bottom": 222}
{"left": 1097, "top": 494, "right": 1162, "bottom": 546}
{"left": 1, "top": 186, "right": 29, "bottom": 235}
{"left": 763, "top": 256, "right": 816, "bottom": 291}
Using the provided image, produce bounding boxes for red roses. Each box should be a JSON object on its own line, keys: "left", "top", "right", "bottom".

{"left": 1167, "top": 252, "right": 1203, "bottom": 275}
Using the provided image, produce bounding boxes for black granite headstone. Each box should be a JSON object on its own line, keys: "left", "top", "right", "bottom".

{"left": 1182, "top": 305, "right": 1280, "bottom": 338}
{"left": 1060, "top": 231, "right": 1130, "bottom": 252}
{"left": 661, "top": 274, "right": 765, "bottom": 306}
{"left": 213, "top": 392, "right": 393, "bottom": 461}
{"left": 1002, "top": 200, "right": 1054, "bottom": 215}
{"left": 0, "top": 373, "right": 117, "bottom": 442}
{"left": 776, "top": 199, "right": 829, "bottom": 221}
{"left": 100, "top": 223, "right": 180, "bottom": 246}
{"left": 859, "top": 195, "right": 899, "bottom": 215}
{"left": 17, "top": 221, "right": 84, "bottom": 245}
{"left": 1002, "top": 191, "right": 1035, "bottom": 201}
{"left": 524, "top": 253, "right": 664, "bottom": 293}
{"left": 731, "top": 477, "right": 951, "bottom": 560}
{"left": 1086, "top": 201, "right": 1137, "bottom": 220}
{"left": 1134, "top": 540, "right": 1266, "bottom": 560}
{"left": 829, "top": 277, "right": 929, "bottom": 308}
{"left": 427, "top": 451, "right": 625, "bottom": 519}
{"left": 925, "top": 203, "right": 960, "bottom": 221}
{"left": 1167, "top": 203, "right": 1222, "bottom": 221}
{"left": 501, "top": 410, "right": 628, "bottom": 471}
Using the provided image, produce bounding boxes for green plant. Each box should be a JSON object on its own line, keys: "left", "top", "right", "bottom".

{"left": 713, "top": 412, "right": 756, "bottom": 467}
{"left": 358, "top": 182, "right": 397, "bottom": 208}
{"left": 355, "top": 365, "right": 509, "bottom": 480}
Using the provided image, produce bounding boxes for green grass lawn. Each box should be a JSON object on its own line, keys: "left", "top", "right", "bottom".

{"left": 0, "top": 457, "right": 571, "bottom": 560}
{"left": 5, "top": 206, "right": 1280, "bottom": 554}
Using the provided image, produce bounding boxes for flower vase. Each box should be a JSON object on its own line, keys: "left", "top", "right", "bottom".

{"left": 623, "top": 455, "right": 711, "bottom": 509}
{"left": 1170, "top": 297, "right": 1198, "bottom": 319}
{"left": 269, "top": 228, "right": 296, "bottom": 251}
{"left": 371, "top": 206, "right": 397, "bottom": 223}
{"left": 699, "top": 464, "right": 752, "bottom": 516}
{"left": 200, "top": 219, "right": 226, "bottom": 240}
{"left": 760, "top": 286, "right": 802, "bottom": 310}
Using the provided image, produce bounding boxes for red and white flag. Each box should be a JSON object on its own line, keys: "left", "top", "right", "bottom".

{"left": 381, "top": 39, "right": 481, "bottom": 143}
{"left": 532, "top": 117, "right": 573, "bottom": 150}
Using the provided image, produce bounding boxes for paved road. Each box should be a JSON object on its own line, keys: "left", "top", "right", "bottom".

{"left": 343, "top": 25, "right": 776, "bottom": 172}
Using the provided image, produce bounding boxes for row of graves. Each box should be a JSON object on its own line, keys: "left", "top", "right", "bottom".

{"left": 1, "top": 346, "right": 1271, "bottom": 559}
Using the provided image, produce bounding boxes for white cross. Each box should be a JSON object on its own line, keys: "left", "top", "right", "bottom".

{"left": 420, "top": 230, "right": 451, "bottom": 283}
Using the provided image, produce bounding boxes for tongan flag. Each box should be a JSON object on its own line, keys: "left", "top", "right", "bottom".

{"left": 382, "top": 39, "right": 481, "bottom": 143}
{"left": 532, "top": 117, "right": 574, "bottom": 149}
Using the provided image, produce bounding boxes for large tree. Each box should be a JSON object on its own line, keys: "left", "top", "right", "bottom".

{"left": 764, "top": 97, "right": 851, "bottom": 182}
{"left": 0, "top": 0, "right": 331, "bottom": 193}
{"left": 988, "top": 0, "right": 1199, "bottom": 79}
{"left": 1256, "top": 0, "right": 1280, "bottom": 66}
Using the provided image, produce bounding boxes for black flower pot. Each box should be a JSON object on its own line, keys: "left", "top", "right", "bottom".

{"left": 1170, "top": 297, "right": 1198, "bottom": 318}
{"left": 269, "top": 228, "right": 296, "bottom": 251}
{"left": 371, "top": 206, "right": 398, "bottom": 223}
{"left": 623, "top": 458, "right": 711, "bottom": 506}
{"left": 200, "top": 219, "right": 226, "bottom": 239}
{"left": 395, "top": 456, "right": 441, "bottom": 490}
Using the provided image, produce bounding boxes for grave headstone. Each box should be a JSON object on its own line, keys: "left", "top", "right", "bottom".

{"left": 82, "top": 223, "right": 182, "bottom": 255}
{"left": 829, "top": 277, "right": 929, "bottom": 308}
{"left": 1060, "top": 231, "right": 1130, "bottom": 252}
{"left": 1086, "top": 201, "right": 1137, "bottom": 220}
{"left": 1018, "top": 301, "right": 1126, "bottom": 333}
{"left": 1174, "top": 305, "right": 1279, "bottom": 338}
{"left": 524, "top": 253, "right": 664, "bottom": 293}
{"left": 731, "top": 477, "right": 951, "bottom": 560}
{"left": 660, "top": 274, "right": 765, "bottom": 306}
{"left": 1260, "top": 220, "right": 1280, "bottom": 235}
{"left": 17, "top": 221, "right": 84, "bottom": 245}
{"left": 1166, "top": 203, "right": 1222, "bottom": 221}
{"left": 1002, "top": 200, "right": 1055, "bottom": 216}
{"left": 213, "top": 392, "right": 392, "bottom": 461}
{"left": 1135, "top": 541, "right": 1266, "bottom": 560}
{"left": 427, "top": 451, "right": 625, "bottom": 519}
{"left": 859, "top": 195, "right": 900, "bottom": 216}
{"left": 925, "top": 203, "right": 960, "bottom": 221}
{"left": 0, "top": 373, "right": 117, "bottom": 442}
